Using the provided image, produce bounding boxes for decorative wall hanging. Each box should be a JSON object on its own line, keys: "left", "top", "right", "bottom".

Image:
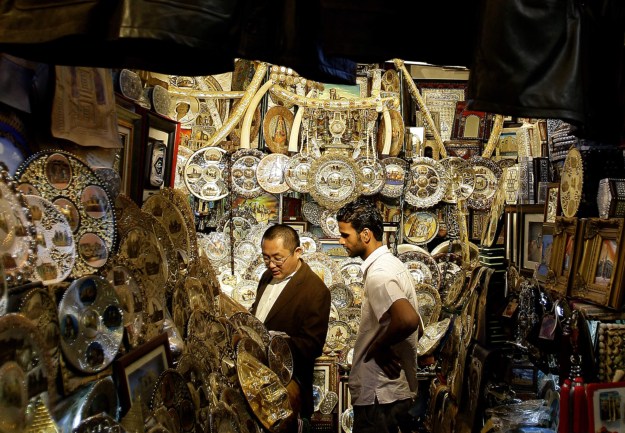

{"left": 303, "top": 252, "right": 342, "bottom": 288}
{"left": 380, "top": 157, "right": 408, "bottom": 198}
{"left": 320, "top": 209, "right": 341, "bottom": 238}
{"left": 405, "top": 157, "right": 449, "bottom": 208}
{"left": 184, "top": 145, "right": 229, "bottom": 201}
{"left": 268, "top": 335, "right": 294, "bottom": 387}
{"left": 149, "top": 369, "right": 196, "bottom": 433}
{"left": 263, "top": 106, "right": 294, "bottom": 154}
{"left": 403, "top": 211, "right": 439, "bottom": 245}
{"left": 15, "top": 150, "right": 116, "bottom": 279}
{"left": 302, "top": 201, "right": 323, "bottom": 226}
{"left": 356, "top": 157, "right": 385, "bottom": 196}
{"left": 439, "top": 157, "right": 475, "bottom": 203}
{"left": 257, "top": 153, "right": 290, "bottom": 194}
{"left": 308, "top": 152, "right": 363, "bottom": 211}
{"left": 466, "top": 156, "right": 502, "bottom": 210}
{"left": 414, "top": 283, "right": 442, "bottom": 327}
{"left": 376, "top": 109, "right": 404, "bottom": 157}
{"left": 398, "top": 250, "right": 442, "bottom": 290}
{"left": 285, "top": 153, "right": 316, "bottom": 193}
{"left": 559, "top": 146, "right": 583, "bottom": 218}
{"left": 230, "top": 149, "right": 266, "bottom": 199}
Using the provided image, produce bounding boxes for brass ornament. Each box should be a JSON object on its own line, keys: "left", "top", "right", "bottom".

{"left": 466, "top": 156, "right": 502, "bottom": 210}
{"left": 184, "top": 145, "right": 229, "bottom": 201}
{"left": 405, "top": 157, "right": 449, "bottom": 208}
{"left": 439, "top": 157, "right": 475, "bottom": 203}
{"left": 308, "top": 152, "right": 363, "bottom": 211}
{"left": 559, "top": 146, "right": 583, "bottom": 218}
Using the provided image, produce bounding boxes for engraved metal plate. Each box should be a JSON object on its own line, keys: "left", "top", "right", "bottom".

{"left": 229, "top": 312, "right": 270, "bottom": 351}
{"left": 149, "top": 369, "right": 196, "bottom": 433}
{"left": 151, "top": 85, "right": 171, "bottom": 117}
{"left": 299, "top": 231, "right": 321, "bottom": 255}
{"left": 403, "top": 211, "right": 439, "bottom": 245}
{"left": 413, "top": 283, "right": 441, "bottom": 327}
{"left": 329, "top": 283, "right": 354, "bottom": 309}
{"left": 308, "top": 152, "right": 363, "bottom": 211}
{"left": 231, "top": 149, "right": 266, "bottom": 199}
{"left": 263, "top": 106, "right": 294, "bottom": 155}
{"left": 325, "top": 320, "right": 351, "bottom": 353}
{"left": 304, "top": 252, "right": 341, "bottom": 287}
{"left": 285, "top": 153, "right": 316, "bottom": 193}
{"left": 339, "top": 258, "right": 363, "bottom": 285}
{"left": 25, "top": 195, "right": 74, "bottom": 285}
{"left": 233, "top": 279, "right": 258, "bottom": 310}
{"left": 15, "top": 150, "right": 116, "bottom": 278}
{"left": 58, "top": 275, "right": 124, "bottom": 373}
{"left": 560, "top": 146, "right": 583, "bottom": 218}
{"left": 302, "top": 201, "right": 322, "bottom": 226}
{"left": 405, "top": 157, "right": 448, "bottom": 208}
{"left": 439, "top": 157, "right": 475, "bottom": 203}
{"left": 356, "top": 157, "right": 385, "bottom": 196}
{"left": 184, "top": 145, "right": 229, "bottom": 202}
{"left": 217, "top": 208, "right": 257, "bottom": 244}
{"left": 466, "top": 156, "right": 502, "bottom": 210}
{"left": 268, "top": 335, "right": 293, "bottom": 387}
{"left": 417, "top": 318, "right": 451, "bottom": 356}
{"left": 320, "top": 209, "right": 341, "bottom": 238}
{"left": 257, "top": 153, "right": 290, "bottom": 194}
{"left": 380, "top": 157, "right": 407, "bottom": 198}
{"left": 198, "top": 231, "right": 230, "bottom": 262}
{"left": 119, "top": 69, "right": 142, "bottom": 101}
{"left": 398, "top": 250, "right": 441, "bottom": 290}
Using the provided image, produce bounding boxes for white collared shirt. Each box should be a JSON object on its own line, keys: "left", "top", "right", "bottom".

{"left": 254, "top": 268, "right": 298, "bottom": 322}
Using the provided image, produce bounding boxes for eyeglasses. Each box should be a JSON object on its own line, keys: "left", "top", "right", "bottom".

{"left": 262, "top": 251, "right": 294, "bottom": 267}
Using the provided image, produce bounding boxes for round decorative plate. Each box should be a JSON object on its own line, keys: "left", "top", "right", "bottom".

{"left": 25, "top": 194, "right": 74, "bottom": 285}
{"left": 285, "top": 153, "right": 316, "bottom": 193}
{"left": 161, "top": 187, "right": 198, "bottom": 261}
{"left": 341, "top": 407, "right": 354, "bottom": 433}
{"left": 257, "top": 153, "right": 290, "bottom": 194}
{"left": 0, "top": 361, "right": 29, "bottom": 431}
{"left": 229, "top": 312, "right": 271, "bottom": 352}
{"left": 0, "top": 170, "right": 37, "bottom": 287}
{"left": 142, "top": 194, "right": 190, "bottom": 273}
{"left": 356, "top": 157, "right": 385, "bottom": 196}
{"left": 58, "top": 275, "right": 124, "bottom": 373}
{"left": 230, "top": 149, "right": 266, "bottom": 199}
{"left": 299, "top": 231, "right": 321, "bottom": 255}
{"left": 268, "top": 335, "right": 294, "bottom": 387}
{"left": 439, "top": 157, "right": 475, "bottom": 203}
{"left": 560, "top": 146, "right": 583, "bottom": 218}
{"left": 413, "top": 283, "right": 442, "bottom": 327}
{"left": 480, "top": 171, "right": 507, "bottom": 248}
{"left": 233, "top": 279, "right": 259, "bottom": 310}
{"left": 113, "top": 193, "right": 143, "bottom": 239}
{"left": 380, "top": 157, "right": 407, "bottom": 198}
{"left": 339, "top": 258, "right": 363, "bottom": 285}
{"left": 417, "top": 318, "right": 451, "bottom": 356}
{"left": 329, "top": 303, "right": 340, "bottom": 322}
{"left": 398, "top": 250, "right": 441, "bottom": 290}
{"left": 348, "top": 282, "right": 364, "bottom": 307}
{"left": 149, "top": 369, "right": 196, "bottom": 433}
{"left": 263, "top": 106, "right": 294, "bottom": 155}
{"left": 72, "top": 377, "right": 119, "bottom": 425}
{"left": 305, "top": 252, "right": 341, "bottom": 287}
{"left": 184, "top": 146, "right": 230, "bottom": 201}
{"left": 217, "top": 209, "right": 258, "bottom": 244}
{"left": 198, "top": 231, "right": 231, "bottom": 263}
{"left": 405, "top": 157, "right": 448, "bottom": 208}
{"left": 210, "top": 401, "right": 241, "bottom": 433}
{"left": 320, "top": 209, "right": 341, "bottom": 238}
{"left": 245, "top": 222, "right": 272, "bottom": 251}
{"left": 18, "top": 288, "right": 61, "bottom": 376}
{"left": 308, "top": 152, "right": 363, "bottom": 211}
{"left": 403, "top": 211, "right": 439, "bottom": 245}
{"left": 0, "top": 314, "right": 55, "bottom": 404}
{"left": 431, "top": 240, "right": 480, "bottom": 270}
{"left": 100, "top": 259, "right": 147, "bottom": 348}
{"left": 302, "top": 201, "right": 323, "bottom": 226}
{"left": 437, "top": 258, "right": 465, "bottom": 308}
{"left": 338, "top": 307, "right": 361, "bottom": 335}
{"left": 237, "top": 335, "right": 267, "bottom": 366}
{"left": 143, "top": 211, "right": 178, "bottom": 296}
{"left": 170, "top": 94, "right": 201, "bottom": 126}
{"left": 466, "top": 156, "right": 502, "bottom": 210}
{"left": 15, "top": 150, "right": 116, "bottom": 278}
{"left": 220, "top": 386, "right": 263, "bottom": 433}
{"left": 325, "top": 320, "right": 351, "bottom": 353}
{"left": 329, "top": 283, "right": 354, "bottom": 309}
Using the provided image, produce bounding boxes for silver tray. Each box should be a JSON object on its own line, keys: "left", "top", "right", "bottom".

{"left": 405, "top": 157, "right": 448, "bottom": 208}
{"left": 230, "top": 149, "right": 266, "bottom": 199}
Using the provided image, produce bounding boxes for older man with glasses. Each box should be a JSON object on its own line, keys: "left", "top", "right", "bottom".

{"left": 250, "top": 224, "right": 331, "bottom": 430}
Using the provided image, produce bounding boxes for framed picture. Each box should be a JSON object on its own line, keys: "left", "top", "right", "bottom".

{"left": 535, "top": 223, "right": 555, "bottom": 283}
{"left": 313, "top": 356, "right": 338, "bottom": 401}
{"left": 544, "top": 183, "right": 560, "bottom": 223}
{"left": 320, "top": 239, "right": 349, "bottom": 260}
{"left": 547, "top": 217, "right": 582, "bottom": 297}
{"left": 114, "top": 333, "right": 172, "bottom": 416}
{"left": 586, "top": 382, "right": 625, "bottom": 433}
{"left": 522, "top": 212, "right": 545, "bottom": 272}
{"left": 450, "top": 101, "right": 489, "bottom": 141}
{"left": 414, "top": 80, "right": 467, "bottom": 142}
{"left": 570, "top": 218, "right": 625, "bottom": 309}
{"left": 115, "top": 104, "right": 142, "bottom": 199}
{"left": 233, "top": 193, "right": 279, "bottom": 224}
{"left": 494, "top": 127, "right": 520, "bottom": 161}
{"left": 286, "top": 221, "right": 308, "bottom": 234}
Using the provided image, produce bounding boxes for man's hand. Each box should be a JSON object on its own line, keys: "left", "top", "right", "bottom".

{"left": 364, "top": 345, "right": 402, "bottom": 379}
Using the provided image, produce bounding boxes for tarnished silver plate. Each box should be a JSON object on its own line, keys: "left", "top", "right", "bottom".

{"left": 467, "top": 156, "right": 502, "bottom": 210}
{"left": 356, "top": 157, "right": 385, "bottom": 196}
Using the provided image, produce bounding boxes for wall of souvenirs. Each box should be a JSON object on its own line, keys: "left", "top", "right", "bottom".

{"left": 1, "top": 56, "right": 625, "bottom": 433}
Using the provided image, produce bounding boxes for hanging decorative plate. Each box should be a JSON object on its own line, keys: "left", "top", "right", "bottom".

{"left": 18, "top": 288, "right": 61, "bottom": 377}
{"left": 376, "top": 109, "right": 404, "bottom": 157}
{"left": 338, "top": 307, "right": 361, "bottom": 335}
{"left": 184, "top": 145, "right": 230, "bottom": 202}
{"left": 118, "top": 225, "right": 169, "bottom": 304}
{"left": 436, "top": 259, "right": 465, "bottom": 308}
{"left": 439, "top": 157, "right": 475, "bottom": 203}
{"left": 341, "top": 407, "right": 354, "bottom": 433}
{"left": 480, "top": 171, "right": 507, "bottom": 248}
{"left": 348, "top": 282, "right": 364, "bottom": 307}
{"left": 161, "top": 187, "right": 198, "bottom": 260}
{"left": 220, "top": 386, "right": 263, "bottom": 433}
{"left": 0, "top": 314, "right": 55, "bottom": 405}
{"left": 15, "top": 150, "right": 116, "bottom": 278}
{"left": 304, "top": 252, "right": 341, "bottom": 288}
{"left": 302, "top": 201, "right": 323, "bottom": 226}
{"left": 268, "top": 335, "right": 294, "bottom": 387}
{"left": 285, "top": 153, "right": 316, "bottom": 193}
{"left": 149, "top": 369, "right": 196, "bottom": 433}
{"left": 329, "top": 303, "right": 340, "bottom": 322}
{"left": 61, "top": 377, "right": 119, "bottom": 430}
{"left": 176, "top": 353, "right": 211, "bottom": 424}
{"left": 99, "top": 258, "right": 147, "bottom": 349}
{"left": 339, "top": 258, "right": 363, "bottom": 285}
{"left": 263, "top": 106, "right": 294, "bottom": 155}
{"left": 151, "top": 85, "right": 171, "bottom": 117}
{"left": 233, "top": 279, "right": 259, "bottom": 310}
{"left": 186, "top": 336, "right": 221, "bottom": 374}
{"left": 246, "top": 222, "right": 272, "bottom": 250}
{"left": 308, "top": 152, "right": 363, "bottom": 211}
{"left": 257, "top": 153, "right": 290, "bottom": 194}
{"left": 403, "top": 211, "right": 439, "bottom": 245}
{"left": 299, "top": 231, "right": 321, "bottom": 255}
{"left": 113, "top": 193, "right": 143, "bottom": 239}
{"left": 118, "top": 69, "right": 142, "bottom": 101}
{"left": 229, "top": 312, "right": 271, "bottom": 352}
{"left": 355, "top": 157, "right": 385, "bottom": 196}
{"left": 325, "top": 320, "right": 351, "bottom": 353}
{"left": 466, "top": 156, "right": 502, "bottom": 210}
{"left": 417, "top": 318, "right": 451, "bottom": 356}
{"left": 143, "top": 211, "right": 178, "bottom": 296}
{"left": 210, "top": 401, "right": 242, "bottom": 433}
{"left": 319, "top": 391, "right": 339, "bottom": 415}
{"left": 217, "top": 208, "right": 258, "bottom": 244}
{"left": 431, "top": 240, "right": 480, "bottom": 270}
{"left": 24, "top": 194, "right": 74, "bottom": 285}
{"left": 230, "top": 149, "right": 266, "bottom": 199}
{"left": 329, "top": 283, "right": 354, "bottom": 309}
{"left": 0, "top": 170, "right": 37, "bottom": 287}
{"left": 0, "top": 360, "right": 29, "bottom": 432}
{"left": 320, "top": 208, "right": 341, "bottom": 238}
{"left": 236, "top": 336, "right": 267, "bottom": 369}
{"left": 217, "top": 257, "right": 246, "bottom": 296}
{"left": 398, "top": 250, "right": 441, "bottom": 290}
{"left": 198, "top": 231, "right": 231, "bottom": 263}
{"left": 559, "top": 146, "right": 583, "bottom": 218}
{"left": 142, "top": 193, "right": 190, "bottom": 273}
{"left": 58, "top": 275, "right": 123, "bottom": 374}
{"left": 169, "top": 94, "right": 201, "bottom": 127}
{"left": 236, "top": 350, "right": 294, "bottom": 433}
{"left": 380, "top": 157, "right": 407, "bottom": 198}
{"left": 405, "top": 157, "right": 448, "bottom": 208}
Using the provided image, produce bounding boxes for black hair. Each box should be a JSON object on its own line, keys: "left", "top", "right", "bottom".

{"left": 261, "top": 224, "right": 300, "bottom": 251}
{"left": 336, "top": 197, "right": 384, "bottom": 241}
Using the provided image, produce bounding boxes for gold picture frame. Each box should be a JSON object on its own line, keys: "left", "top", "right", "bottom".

{"left": 570, "top": 218, "right": 625, "bottom": 309}
{"left": 547, "top": 216, "right": 582, "bottom": 297}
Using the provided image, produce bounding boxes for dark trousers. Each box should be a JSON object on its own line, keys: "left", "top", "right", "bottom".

{"left": 353, "top": 397, "right": 416, "bottom": 433}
